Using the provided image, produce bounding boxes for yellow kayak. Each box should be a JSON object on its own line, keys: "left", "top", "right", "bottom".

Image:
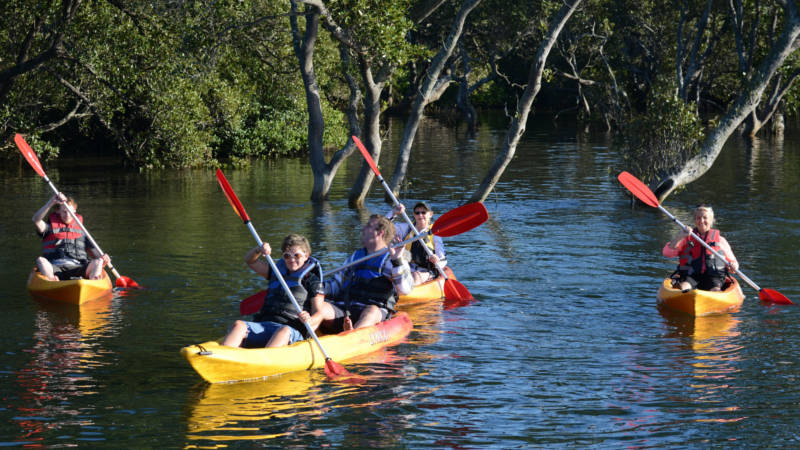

{"left": 656, "top": 278, "right": 744, "bottom": 316}
{"left": 26, "top": 268, "right": 113, "bottom": 305}
{"left": 396, "top": 266, "right": 459, "bottom": 307}
{"left": 181, "top": 312, "right": 413, "bottom": 383}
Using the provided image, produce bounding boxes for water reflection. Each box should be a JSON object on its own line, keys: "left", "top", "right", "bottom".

{"left": 659, "top": 310, "right": 745, "bottom": 422}
{"left": 184, "top": 349, "right": 421, "bottom": 445}
{"left": 184, "top": 300, "right": 447, "bottom": 445}
{"left": 10, "top": 295, "right": 120, "bottom": 444}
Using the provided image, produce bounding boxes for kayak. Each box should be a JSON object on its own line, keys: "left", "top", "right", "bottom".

{"left": 656, "top": 277, "right": 744, "bottom": 316}
{"left": 26, "top": 268, "right": 113, "bottom": 305}
{"left": 181, "top": 312, "right": 413, "bottom": 383}
{"left": 396, "top": 266, "right": 456, "bottom": 307}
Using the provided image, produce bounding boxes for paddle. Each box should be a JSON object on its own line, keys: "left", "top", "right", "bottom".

{"left": 352, "top": 135, "right": 475, "bottom": 302}
{"left": 14, "top": 133, "right": 139, "bottom": 289}
{"left": 617, "top": 171, "right": 793, "bottom": 305}
{"left": 239, "top": 201, "right": 489, "bottom": 315}
{"left": 215, "top": 168, "right": 355, "bottom": 379}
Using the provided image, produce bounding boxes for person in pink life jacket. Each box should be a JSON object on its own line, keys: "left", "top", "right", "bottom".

{"left": 662, "top": 204, "right": 739, "bottom": 292}
{"left": 32, "top": 193, "right": 110, "bottom": 281}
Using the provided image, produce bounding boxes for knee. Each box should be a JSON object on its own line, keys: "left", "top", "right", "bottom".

{"left": 230, "top": 320, "right": 248, "bottom": 333}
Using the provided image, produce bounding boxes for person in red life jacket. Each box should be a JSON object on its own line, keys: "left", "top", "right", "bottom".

{"left": 322, "top": 215, "right": 413, "bottom": 331}
{"left": 32, "top": 193, "right": 111, "bottom": 281}
{"left": 662, "top": 204, "right": 739, "bottom": 291}
{"left": 386, "top": 202, "right": 447, "bottom": 285}
{"left": 222, "top": 234, "right": 332, "bottom": 348}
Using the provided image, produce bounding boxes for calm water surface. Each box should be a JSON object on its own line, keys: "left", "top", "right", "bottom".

{"left": 1, "top": 117, "right": 800, "bottom": 447}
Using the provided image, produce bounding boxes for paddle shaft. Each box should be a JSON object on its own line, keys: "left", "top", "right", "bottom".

{"left": 323, "top": 231, "right": 433, "bottom": 277}
{"left": 353, "top": 136, "right": 449, "bottom": 280}
{"left": 243, "top": 221, "right": 336, "bottom": 362}
{"left": 657, "top": 204, "right": 763, "bottom": 292}
{"left": 40, "top": 176, "right": 123, "bottom": 281}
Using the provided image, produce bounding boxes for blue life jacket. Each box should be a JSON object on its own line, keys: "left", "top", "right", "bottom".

{"left": 341, "top": 248, "right": 396, "bottom": 312}
{"left": 255, "top": 256, "right": 322, "bottom": 335}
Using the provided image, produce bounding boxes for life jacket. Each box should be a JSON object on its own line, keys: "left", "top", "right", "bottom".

{"left": 254, "top": 256, "right": 322, "bottom": 335}
{"left": 342, "top": 248, "right": 396, "bottom": 312}
{"left": 403, "top": 228, "right": 437, "bottom": 271}
{"left": 41, "top": 212, "right": 88, "bottom": 261}
{"left": 678, "top": 228, "right": 728, "bottom": 277}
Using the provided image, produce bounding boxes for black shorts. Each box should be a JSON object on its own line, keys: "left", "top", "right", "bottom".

{"left": 324, "top": 302, "right": 390, "bottom": 332}
{"left": 51, "top": 259, "right": 89, "bottom": 280}
{"left": 674, "top": 272, "right": 725, "bottom": 291}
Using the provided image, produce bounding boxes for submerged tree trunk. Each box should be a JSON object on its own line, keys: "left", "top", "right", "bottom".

{"left": 468, "top": 0, "right": 582, "bottom": 203}
{"left": 291, "top": 1, "right": 358, "bottom": 201}
{"left": 652, "top": 1, "right": 800, "bottom": 201}
{"left": 386, "top": 0, "right": 482, "bottom": 199}
{"left": 348, "top": 59, "right": 387, "bottom": 208}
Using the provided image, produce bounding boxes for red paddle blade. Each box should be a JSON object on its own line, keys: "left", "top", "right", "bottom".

{"left": 240, "top": 290, "right": 267, "bottom": 315}
{"left": 352, "top": 135, "right": 382, "bottom": 176}
{"left": 215, "top": 169, "right": 250, "bottom": 222}
{"left": 324, "top": 359, "right": 365, "bottom": 383}
{"left": 116, "top": 276, "right": 140, "bottom": 289}
{"left": 443, "top": 278, "right": 473, "bottom": 302}
{"left": 14, "top": 134, "right": 46, "bottom": 178}
{"left": 431, "top": 202, "right": 488, "bottom": 237}
{"left": 759, "top": 288, "right": 794, "bottom": 305}
{"left": 617, "top": 171, "right": 660, "bottom": 208}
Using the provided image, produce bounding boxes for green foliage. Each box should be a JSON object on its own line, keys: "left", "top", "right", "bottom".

{"left": 620, "top": 80, "right": 705, "bottom": 183}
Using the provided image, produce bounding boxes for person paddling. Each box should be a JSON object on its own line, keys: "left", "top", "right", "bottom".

{"left": 387, "top": 202, "right": 447, "bottom": 285}
{"left": 222, "top": 234, "right": 332, "bottom": 348}
{"left": 33, "top": 193, "right": 110, "bottom": 281}
{"left": 323, "top": 215, "right": 413, "bottom": 331}
{"left": 662, "top": 204, "right": 739, "bottom": 292}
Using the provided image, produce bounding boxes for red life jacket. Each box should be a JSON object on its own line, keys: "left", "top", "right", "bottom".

{"left": 42, "top": 212, "right": 89, "bottom": 261}
{"left": 678, "top": 228, "right": 727, "bottom": 276}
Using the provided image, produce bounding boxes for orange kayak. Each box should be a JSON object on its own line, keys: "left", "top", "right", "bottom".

{"left": 26, "top": 268, "right": 113, "bottom": 305}
{"left": 656, "top": 277, "right": 744, "bottom": 316}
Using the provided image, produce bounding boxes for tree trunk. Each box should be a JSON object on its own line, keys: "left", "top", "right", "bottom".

{"left": 468, "top": 0, "right": 582, "bottom": 203}
{"left": 652, "top": 1, "right": 800, "bottom": 201}
{"left": 292, "top": 1, "right": 359, "bottom": 201}
{"left": 348, "top": 59, "right": 386, "bottom": 208}
{"left": 386, "top": 0, "right": 482, "bottom": 198}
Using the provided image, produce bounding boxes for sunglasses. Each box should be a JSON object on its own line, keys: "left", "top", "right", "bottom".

{"left": 413, "top": 210, "right": 428, "bottom": 215}
{"left": 283, "top": 252, "right": 305, "bottom": 260}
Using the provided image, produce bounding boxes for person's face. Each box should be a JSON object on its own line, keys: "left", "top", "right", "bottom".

{"left": 361, "top": 219, "right": 383, "bottom": 249}
{"left": 57, "top": 203, "right": 74, "bottom": 223}
{"left": 282, "top": 245, "right": 308, "bottom": 272}
{"left": 694, "top": 209, "right": 714, "bottom": 233}
{"left": 413, "top": 208, "right": 433, "bottom": 229}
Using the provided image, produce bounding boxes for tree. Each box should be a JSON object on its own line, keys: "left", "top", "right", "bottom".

{"left": 386, "top": 0, "right": 483, "bottom": 198}
{"left": 468, "top": 0, "right": 583, "bottom": 203}
{"left": 295, "top": 0, "right": 421, "bottom": 207}
{"left": 651, "top": 0, "right": 800, "bottom": 200}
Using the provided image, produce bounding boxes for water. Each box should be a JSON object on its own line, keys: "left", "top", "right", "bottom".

{"left": 1, "top": 117, "right": 800, "bottom": 447}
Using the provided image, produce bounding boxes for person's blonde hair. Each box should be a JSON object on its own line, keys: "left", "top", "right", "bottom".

{"left": 694, "top": 203, "right": 714, "bottom": 219}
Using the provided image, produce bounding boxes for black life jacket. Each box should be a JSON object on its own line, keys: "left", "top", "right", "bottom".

{"left": 678, "top": 228, "right": 728, "bottom": 278}
{"left": 342, "top": 248, "right": 396, "bottom": 312}
{"left": 403, "top": 228, "right": 437, "bottom": 271}
{"left": 41, "top": 213, "right": 88, "bottom": 262}
{"left": 254, "top": 256, "right": 322, "bottom": 335}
